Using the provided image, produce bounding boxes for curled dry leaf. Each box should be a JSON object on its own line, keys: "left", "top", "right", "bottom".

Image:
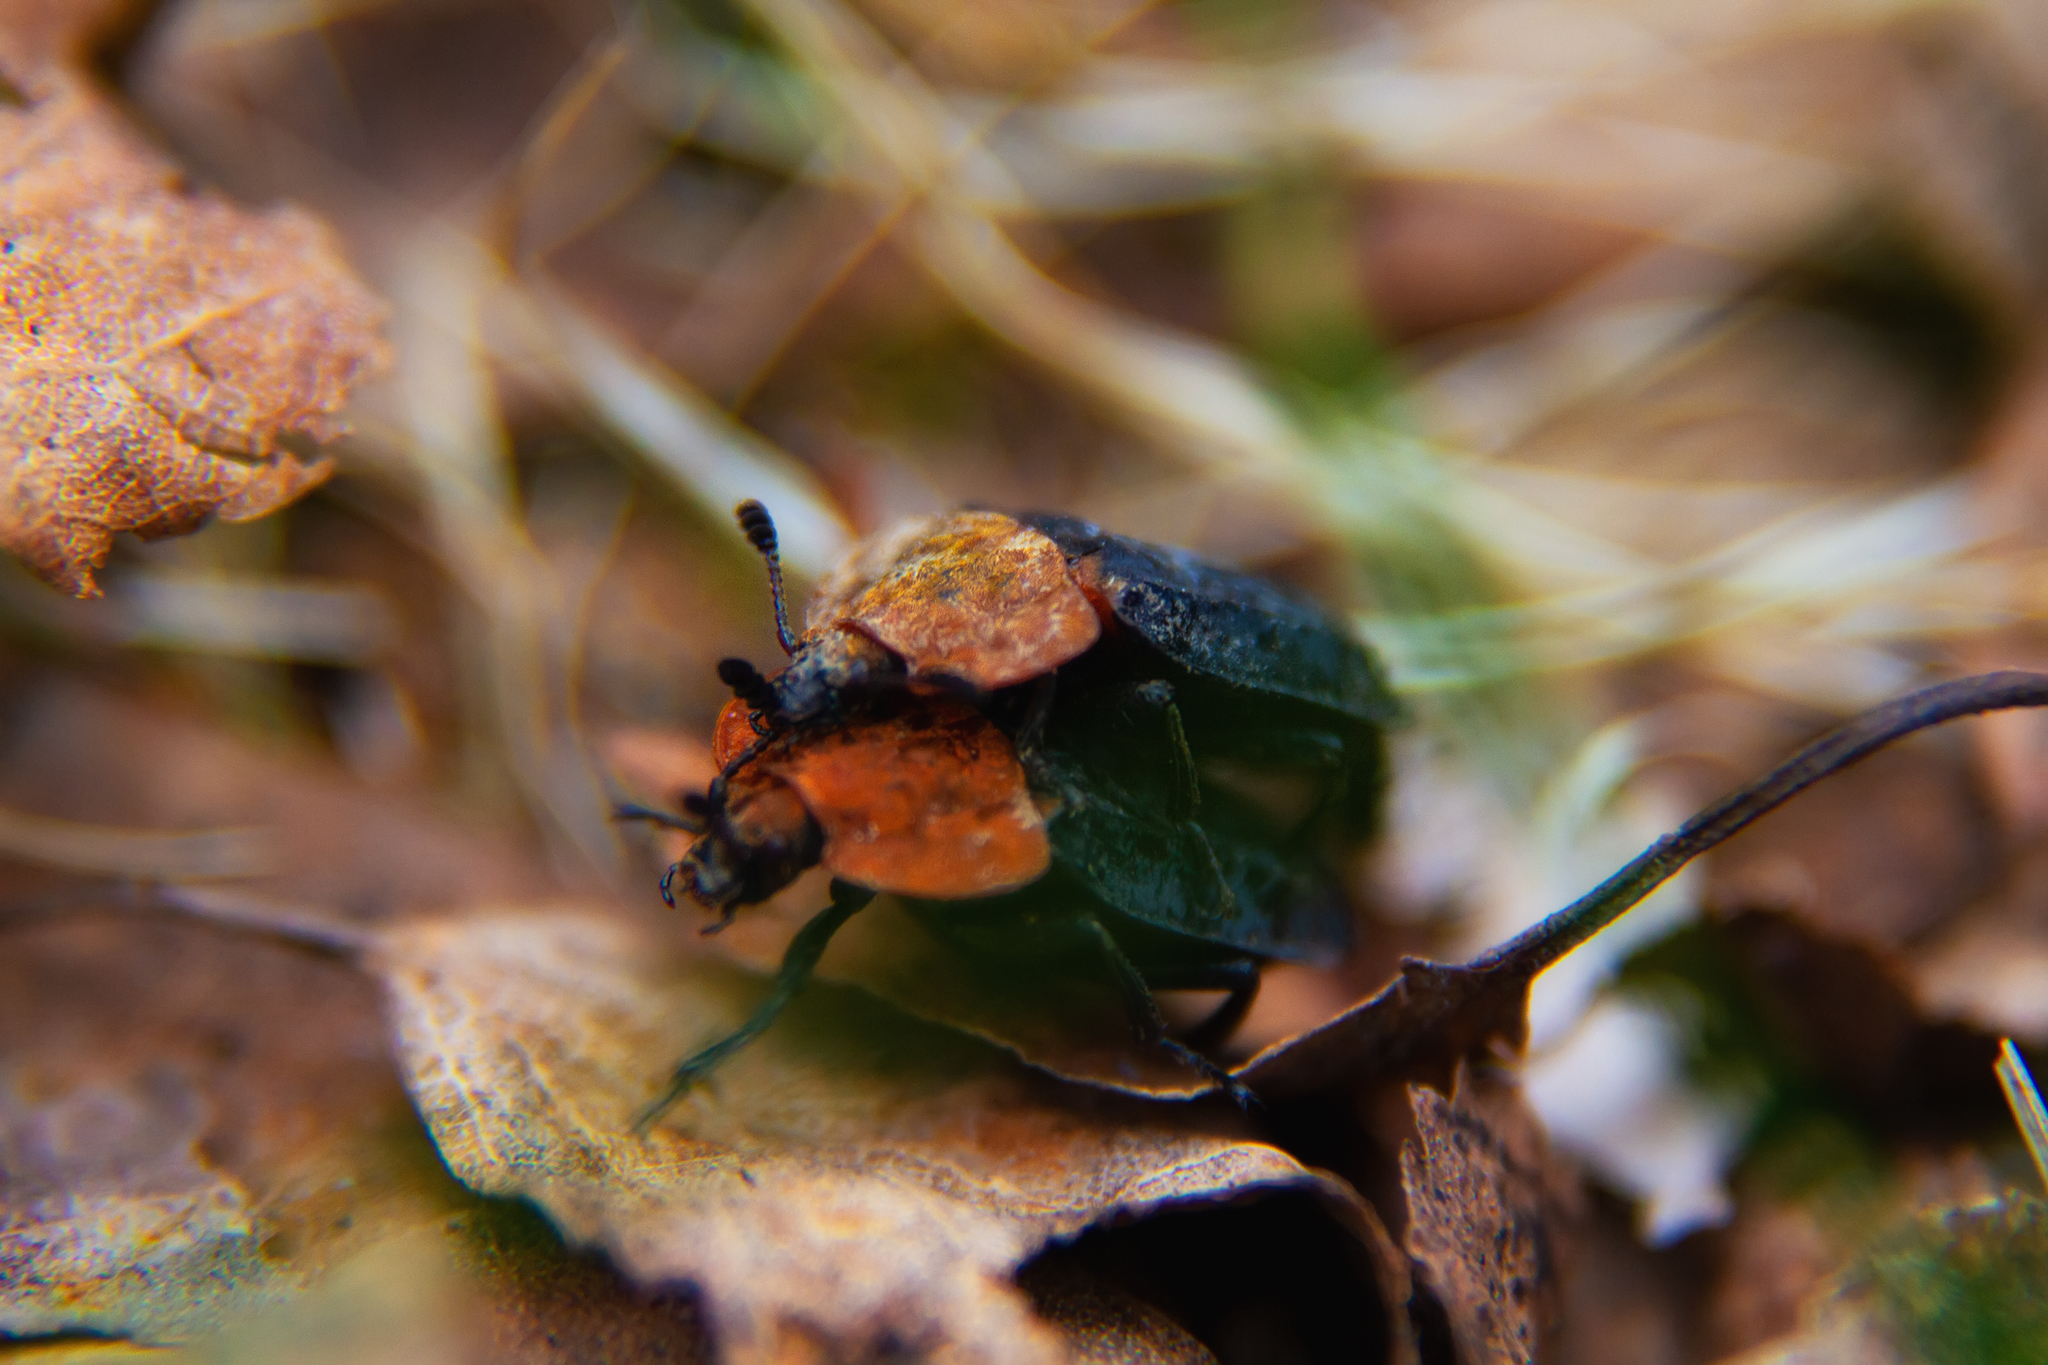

{"left": 1401, "top": 1069, "right": 1579, "bottom": 1365}
{"left": 369, "top": 910, "right": 1360, "bottom": 1365}
{"left": 0, "top": 5, "right": 388, "bottom": 596}
{"left": 1238, "top": 954, "right": 1537, "bottom": 1103}
{"left": 1021, "top": 1265, "right": 1217, "bottom": 1365}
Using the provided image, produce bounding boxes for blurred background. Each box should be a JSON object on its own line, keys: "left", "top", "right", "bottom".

{"left": 18, "top": 0, "right": 2048, "bottom": 1356}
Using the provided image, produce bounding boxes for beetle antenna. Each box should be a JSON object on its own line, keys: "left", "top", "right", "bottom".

{"left": 717, "top": 658, "right": 780, "bottom": 720}
{"left": 735, "top": 500, "right": 797, "bottom": 656}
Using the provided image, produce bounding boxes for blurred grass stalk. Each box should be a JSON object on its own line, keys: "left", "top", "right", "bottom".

{"left": 1996, "top": 1040, "right": 2048, "bottom": 1194}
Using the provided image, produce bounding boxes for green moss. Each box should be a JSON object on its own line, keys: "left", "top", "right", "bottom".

{"left": 1859, "top": 1195, "right": 2048, "bottom": 1365}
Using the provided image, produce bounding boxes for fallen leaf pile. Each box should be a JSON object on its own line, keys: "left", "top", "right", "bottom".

{"left": 15, "top": 0, "right": 2048, "bottom": 1360}
{"left": 0, "top": 0, "right": 387, "bottom": 596}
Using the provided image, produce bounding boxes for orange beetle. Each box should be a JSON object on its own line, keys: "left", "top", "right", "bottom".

{"left": 623, "top": 500, "right": 1395, "bottom": 1124}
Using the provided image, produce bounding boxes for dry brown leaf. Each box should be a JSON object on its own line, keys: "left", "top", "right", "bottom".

{"left": 1401, "top": 1069, "right": 1579, "bottom": 1365}
{"left": 0, "top": 904, "right": 458, "bottom": 1348}
{"left": 0, "top": 1070, "right": 282, "bottom": 1341}
{"left": 370, "top": 910, "right": 1365, "bottom": 1365}
{"left": 0, "top": 683, "right": 721, "bottom": 1359}
{"left": 1020, "top": 1265, "right": 1216, "bottom": 1365}
{"left": 0, "top": 4, "right": 388, "bottom": 596}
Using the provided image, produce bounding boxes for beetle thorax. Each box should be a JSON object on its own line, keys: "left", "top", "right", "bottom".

{"left": 769, "top": 626, "right": 903, "bottom": 724}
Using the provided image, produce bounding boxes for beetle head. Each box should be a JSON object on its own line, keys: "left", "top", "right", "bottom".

{"left": 663, "top": 774, "right": 823, "bottom": 919}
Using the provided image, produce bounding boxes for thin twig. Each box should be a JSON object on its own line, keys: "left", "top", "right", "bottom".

{"left": 1473, "top": 671, "right": 2048, "bottom": 976}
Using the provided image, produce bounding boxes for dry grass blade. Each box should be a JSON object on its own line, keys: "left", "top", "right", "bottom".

{"left": 734, "top": 0, "right": 1303, "bottom": 472}
{"left": 1995, "top": 1040, "right": 2048, "bottom": 1194}
{"left": 0, "top": 571, "right": 399, "bottom": 664}
{"left": 532, "top": 287, "right": 850, "bottom": 576}
{"left": 392, "top": 231, "right": 623, "bottom": 885}
{"left": 0, "top": 808, "right": 271, "bottom": 880}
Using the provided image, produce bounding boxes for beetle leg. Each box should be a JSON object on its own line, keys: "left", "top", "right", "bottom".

{"left": 712, "top": 731, "right": 778, "bottom": 787}
{"left": 1013, "top": 675, "right": 1085, "bottom": 814}
{"left": 1143, "top": 957, "right": 1261, "bottom": 1054}
{"left": 637, "top": 879, "right": 876, "bottom": 1132}
{"left": 1124, "top": 680, "right": 1201, "bottom": 819}
{"left": 1161, "top": 701, "right": 1201, "bottom": 820}
{"left": 612, "top": 801, "right": 704, "bottom": 833}
{"left": 1075, "top": 915, "right": 1257, "bottom": 1110}
{"left": 1185, "top": 822, "right": 1244, "bottom": 920}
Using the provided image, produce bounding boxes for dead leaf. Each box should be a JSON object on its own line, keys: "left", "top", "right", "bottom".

{"left": 1704, "top": 743, "right": 1998, "bottom": 950}
{"left": 0, "top": 4, "right": 388, "bottom": 596}
{"left": 1713, "top": 1316, "right": 1902, "bottom": 1365}
{"left": 186, "top": 1227, "right": 469, "bottom": 1365}
{"left": 1704, "top": 1202, "right": 1839, "bottom": 1356}
{"left": 0, "top": 1344, "right": 177, "bottom": 1365}
{"left": 0, "top": 684, "right": 722, "bottom": 1359}
{"left": 0, "top": 1070, "right": 284, "bottom": 1342}
{"left": 1019, "top": 1264, "right": 1217, "bottom": 1365}
{"left": 1400, "top": 1069, "right": 1577, "bottom": 1365}
{"left": 1910, "top": 844, "right": 2048, "bottom": 1045}
{"left": 369, "top": 910, "right": 1376, "bottom": 1365}
{"left": 1238, "top": 953, "right": 1537, "bottom": 1103}
{"left": 0, "top": 680, "right": 550, "bottom": 913}
{"left": 1706, "top": 911, "right": 2006, "bottom": 1141}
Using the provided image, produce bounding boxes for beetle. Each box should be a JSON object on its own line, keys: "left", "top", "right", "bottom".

{"left": 621, "top": 500, "right": 1398, "bottom": 1124}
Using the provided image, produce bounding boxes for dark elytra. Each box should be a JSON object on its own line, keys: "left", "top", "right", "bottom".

{"left": 1018, "top": 511, "right": 1401, "bottom": 736}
